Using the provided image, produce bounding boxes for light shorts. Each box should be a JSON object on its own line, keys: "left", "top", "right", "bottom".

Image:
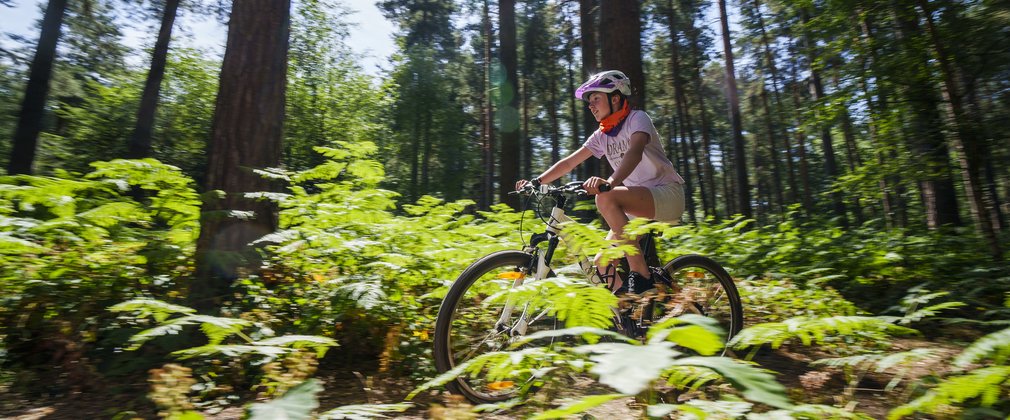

{"left": 648, "top": 182, "right": 685, "bottom": 223}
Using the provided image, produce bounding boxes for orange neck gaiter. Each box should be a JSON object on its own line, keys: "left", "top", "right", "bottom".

{"left": 599, "top": 101, "right": 631, "bottom": 135}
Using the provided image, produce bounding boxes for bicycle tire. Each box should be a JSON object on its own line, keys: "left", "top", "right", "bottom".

{"left": 623, "top": 255, "right": 743, "bottom": 350}
{"left": 433, "top": 250, "right": 557, "bottom": 403}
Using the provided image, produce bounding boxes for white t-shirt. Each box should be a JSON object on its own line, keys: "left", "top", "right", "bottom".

{"left": 583, "top": 110, "right": 685, "bottom": 188}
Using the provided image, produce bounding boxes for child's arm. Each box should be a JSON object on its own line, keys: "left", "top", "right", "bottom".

{"left": 607, "top": 132, "right": 649, "bottom": 186}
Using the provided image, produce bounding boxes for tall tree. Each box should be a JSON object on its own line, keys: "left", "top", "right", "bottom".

{"left": 717, "top": 0, "right": 751, "bottom": 218}
{"left": 479, "top": 0, "right": 495, "bottom": 208}
{"left": 7, "top": 0, "right": 68, "bottom": 174}
{"left": 191, "top": 0, "right": 290, "bottom": 312}
{"left": 498, "top": 0, "right": 520, "bottom": 208}
{"left": 890, "top": 0, "right": 961, "bottom": 229}
{"left": 128, "top": 0, "right": 182, "bottom": 158}
{"left": 917, "top": 0, "right": 1002, "bottom": 259}
{"left": 600, "top": 0, "right": 645, "bottom": 109}
{"left": 578, "top": 0, "right": 601, "bottom": 179}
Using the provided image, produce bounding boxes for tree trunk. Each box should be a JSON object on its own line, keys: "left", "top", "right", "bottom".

{"left": 7, "top": 0, "right": 68, "bottom": 175}
{"left": 686, "top": 12, "right": 718, "bottom": 220}
{"left": 753, "top": 0, "right": 797, "bottom": 207}
{"left": 917, "top": 0, "right": 1002, "bottom": 259}
{"left": 127, "top": 0, "right": 181, "bottom": 158}
{"left": 891, "top": 0, "right": 961, "bottom": 229}
{"left": 481, "top": 0, "right": 495, "bottom": 209}
{"left": 600, "top": 0, "right": 644, "bottom": 109}
{"left": 717, "top": 0, "right": 752, "bottom": 218}
{"left": 548, "top": 77, "right": 561, "bottom": 165}
{"left": 192, "top": 0, "right": 290, "bottom": 312}
{"left": 498, "top": 0, "right": 520, "bottom": 208}
{"left": 564, "top": 9, "right": 581, "bottom": 182}
{"left": 579, "top": 0, "right": 601, "bottom": 178}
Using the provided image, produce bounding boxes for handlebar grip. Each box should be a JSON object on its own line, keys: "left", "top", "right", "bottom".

{"left": 598, "top": 184, "right": 612, "bottom": 193}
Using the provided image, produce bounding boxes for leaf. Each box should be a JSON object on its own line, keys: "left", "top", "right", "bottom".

{"left": 531, "top": 394, "right": 625, "bottom": 419}
{"left": 953, "top": 326, "right": 1010, "bottom": 368}
{"left": 671, "top": 357, "right": 792, "bottom": 409}
{"left": 648, "top": 314, "right": 726, "bottom": 356}
{"left": 247, "top": 379, "right": 322, "bottom": 420}
{"left": 109, "top": 298, "right": 196, "bottom": 323}
{"left": 171, "top": 344, "right": 293, "bottom": 360}
{"left": 253, "top": 335, "right": 339, "bottom": 358}
{"left": 509, "top": 326, "right": 636, "bottom": 347}
{"left": 0, "top": 233, "right": 48, "bottom": 255}
{"left": 729, "top": 316, "right": 917, "bottom": 350}
{"left": 317, "top": 403, "right": 413, "bottom": 420}
{"left": 573, "top": 341, "right": 681, "bottom": 395}
{"left": 887, "top": 366, "right": 1010, "bottom": 419}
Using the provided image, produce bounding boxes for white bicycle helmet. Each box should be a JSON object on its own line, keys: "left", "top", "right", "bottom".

{"left": 575, "top": 70, "right": 632, "bottom": 101}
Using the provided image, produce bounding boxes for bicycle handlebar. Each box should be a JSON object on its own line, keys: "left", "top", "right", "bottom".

{"left": 509, "top": 180, "right": 611, "bottom": 197}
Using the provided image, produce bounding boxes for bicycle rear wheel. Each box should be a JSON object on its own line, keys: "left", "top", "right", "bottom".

{"left": 626, "top": 255, "right": 743, "bottom": 350}
{"left": 432, "top": 250, "right": 558, "bottom": 403}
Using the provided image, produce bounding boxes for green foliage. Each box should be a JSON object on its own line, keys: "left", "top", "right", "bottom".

{"left": 530, "top": 393, "right": 625, "bottom": 420}
{"left": 0, "top": 159, "right": 200, "bottom": 385}
{"left": 318, "top": 402, "right": 413, "bottom": 419}
{"left": 247, "top": 378, "right": 322, "bottom": 420}
{"left": 730, "top": 316, "right": 917, "bottom": 351}
{"left": 888, "top": 366, "right": 1010, "bottom": 419}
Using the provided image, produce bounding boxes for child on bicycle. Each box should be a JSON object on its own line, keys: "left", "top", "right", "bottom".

{"left": 515, "top": 70, "right": 685, "bottom": 295}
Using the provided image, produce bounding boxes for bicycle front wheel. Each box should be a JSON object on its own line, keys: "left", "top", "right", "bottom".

{"left": 432, "top": 250, "right": 557, "bottom": 403}
{"left": 638, "top": 255, "right": 743, "bottom": 350}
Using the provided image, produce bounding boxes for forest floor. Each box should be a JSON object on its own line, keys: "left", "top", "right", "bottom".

{"left": 0, "top": 331, "right": 968, "bottom": 419}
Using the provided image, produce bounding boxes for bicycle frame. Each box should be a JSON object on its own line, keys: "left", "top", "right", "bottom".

{"left": 494, "top": 183, "right": 595, "bottom": 336}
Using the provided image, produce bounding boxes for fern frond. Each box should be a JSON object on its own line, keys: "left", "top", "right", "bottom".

{"left": 547, "top": 281, "right": 618, "bottom": 329}
{"left": 510, "top": 326, "right": 636, "bottom": 348}
{"left": 651, "top": 400, "right": 751, "bottom": 419}
{"left": 954, "top": 326, "right": 1010, "bottom": 368}
{"left": 317, "top": 403, "right": 412, "bottom": 420}
{"left": 661, "top": 365, "right": 721, "bottom": 391}
{"left": 730, "top": 316, "right": 917, "bottom": 350}
{"left": 171, "top": 344, "right": 293, "bottom": 360}
{"left": 671, "top": 356, "right": 792, "bottom": 409}
{"left": 887, "top": 366, "right": 1010, "bottom": 419}
{"left": 648, "top": 314, "right": 726, "bottom": 356}
{"left": 109, "top": 298, "right": 196, "bottom": 323}
{"left": 558, "top": 221, "right": 637, "bottom": 265}
{"left": 754, "top": 404, "right": 876, "bottom": 419}
{"left": 253, "top": 335, "right": 339, "bottom": 358}
{"left": 335, "top": 280, "right": 387, "bottom": 310}
{"left": 0, "top": 233, "right": 49, "bottom": 255}
{"left": 901, "top": 301, "right": 966, "bottom": 325}
{"left": 530, "top": 394, "right": 625, "bottom": 420}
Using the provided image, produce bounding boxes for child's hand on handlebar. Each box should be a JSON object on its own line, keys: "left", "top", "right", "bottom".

{"left": 582, "top": 177, "right": 612, "bottom": 195}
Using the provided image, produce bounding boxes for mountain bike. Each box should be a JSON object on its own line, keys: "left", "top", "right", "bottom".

{"left": 432, "top": 181, "right": 743, "bottom": 404}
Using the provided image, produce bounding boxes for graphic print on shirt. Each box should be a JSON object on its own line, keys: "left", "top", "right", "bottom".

{"left": 605, "top": 135, "right": 630, "bottom": 170}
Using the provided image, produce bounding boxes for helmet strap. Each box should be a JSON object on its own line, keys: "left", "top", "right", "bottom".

{"left": 606, "top": 92, "right": 626, "bottom": 114}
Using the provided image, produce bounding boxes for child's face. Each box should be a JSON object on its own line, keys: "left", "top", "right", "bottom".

{"left": 587, "top": 92, "right": 613, "bottom": 122}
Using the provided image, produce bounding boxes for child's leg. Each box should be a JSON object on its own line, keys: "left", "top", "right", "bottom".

{"left": 594, "top": 230, "right": 623, "bottom": 291}
{"left": 595, "top": 186, "right": 654, "bottom": 275}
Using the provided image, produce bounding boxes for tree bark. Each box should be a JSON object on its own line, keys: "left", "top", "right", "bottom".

{"left": 7, "top": 0, "right": 68, "bottom": 175}
{"left": 917, "top": 0, "right": 1002, "bottom": 259}
{"left": 891, "top": 0, "right": 961, "bottom": 229}
{"left": 717, "top": 0, "right": 752, "bottom": 218}
{"left": 128, "top": 0, "right": 181, "bottom": 158}
{"left": 686, "top": 10, "right": 718, "bottom": 220}
{"left": 600, "top": 0, "right": 645, "bottom": 109}
{"left": 192, "top": 0, "right": 290, "bottom": 312}
{"left": 480, "top": 0, "right": 495, "bottom": 209}
{"left": 498, "top": 0, "right": 520, "bottom": 208}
